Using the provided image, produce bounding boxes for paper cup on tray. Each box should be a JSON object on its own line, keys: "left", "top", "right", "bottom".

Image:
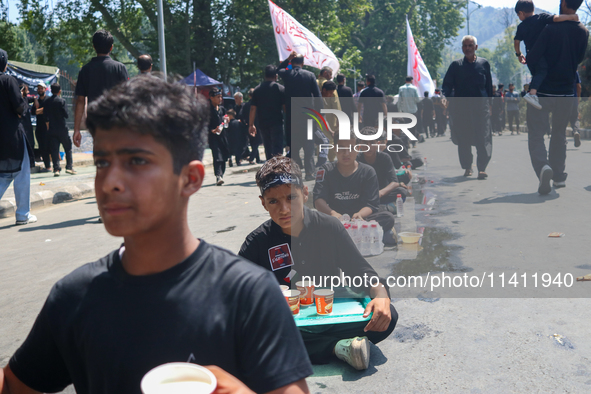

{"left": 313, "top": 289, "right": 334, "bottom": 315}
{"left": 141, "top": 362, "right": 217, "bottom": 394}
{"left": 283, "top": 289, "right": 301, "bottom": 315}
{"left": 295, "top": 280, "right": 315, "bottom": 305}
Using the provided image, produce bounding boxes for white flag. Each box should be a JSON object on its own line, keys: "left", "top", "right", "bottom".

{"left": 268, "top": 0, "right": 340, "bottom": 75}
{"left": 406, "top": 16, "right": 434, "bottom": 97}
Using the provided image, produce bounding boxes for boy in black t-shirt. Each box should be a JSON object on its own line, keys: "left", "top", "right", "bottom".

{"left": 1, "top": 78, "right": 312, "bottom": 394}
{"left": 314, "top": 137, "right": 398, "bottom": 246}
{"left": 514, "top": 0, "right": 579, "bottom": 109}
{"left": 356, "top": 129, "right": 409, "bottom": 213}
{"left": 240, "top": 157, "right": 397, "bottom": 370}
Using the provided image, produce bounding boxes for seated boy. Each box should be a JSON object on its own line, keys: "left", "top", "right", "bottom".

{"left": 1, "top": 77, "right": 312, "bottom": 394}
{"left": 313, "top": 136, "right": 398, "bottom": 246}
{"left": 239, "top": 156, "right": 397, "bottom": 370}
{"left": 514, "top": 0, "right": 579, "bottom": 109}
{"left": 357, "top": 129, "right": 409, "bottom": 213}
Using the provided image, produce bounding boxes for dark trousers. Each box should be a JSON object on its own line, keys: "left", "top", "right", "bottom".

{"left": 458, "top": 139, "right": 491, "bottom": 172}
{"left": 300, "top": 304, "right": 398, "bottom": 364}
{"left": 35, "top": 125, "right": 51, "bottom": 169}
{"left": 248, "top": 132, "right": 262, "bottom": 163}
{"left": 422, "top": 116, "right": 435, "bottom": 137}
{"left": 568, "top": 100, "right": 579, "bottom": 132}
{"left": 291, "top": 134, "right": 315, "bottom": 178}
{"left": 49, "top": 130, "right": 73, "bottom": 171}
{"left": 507, "top": 110, "right": 520, "bottom": 132}
{"left": 213, "top": 159, "right": 226, "bottom": 178}
{"left": 526, "top": 95, "right": 572, "bottom": 183}
{"left": 435, "top": 112, "right": 446, "bottom": 135}
{"left": 527, "top": 57, "right": 548, "bottom": 92}
{"left": 366, "top": 210, "right": 395, "bottom": 233}
{"left": 259, "top": 123, "right": 284, "bottom": 160}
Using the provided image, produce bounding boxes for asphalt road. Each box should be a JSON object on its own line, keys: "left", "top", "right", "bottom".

{"left": 1, "top": 133, "right": 591, "bottom": 393}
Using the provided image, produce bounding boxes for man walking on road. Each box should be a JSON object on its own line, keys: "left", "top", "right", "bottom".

{"left": 0, "top": 48, "right": 37, "bottom": 225}
{"left": 397, "top": 76, "right": 421, "bottom": 143}
{"left": 505, "top": 83, "right": 521, "bottom": 135}
{"left": 250, "top": 65, "right": 286, "bottom": 160}
{"left": 422, "top": 92, "right": 435, "bottom": 138}
{"left": 34, "top": 82, "right": 52, "bottom": 172}
{"left": 442, "top": 35, "right": 493, "bottom": 180}
{"left": 278, "top": 51, "right": 321, "bottom": 181}
{"left": 45, "top": 83, "right": 75, "bottom": 176}
{"left": 525, "top": 0, "right": 588, "bottom": 194}
{"left": 336, "top": 74, "right": 355, "bottom": 119}
{"left": 358, "top": 74, "right": 387, "bottom": 129}
{"left": 73, "top": 29, "right": 129, "bottom": 147}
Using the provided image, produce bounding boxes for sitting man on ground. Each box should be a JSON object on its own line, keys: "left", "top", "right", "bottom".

{"left": 313, "top": 136, "right": 398, "bottom": 246}
{"left": 239, "top": 156, "right": 397, "bottom": 371}
{"left": 357, "top": 128, "right": 409, "bottom": 213}
{"left": 1, "top": 77, "right": 312, "bottom": 394}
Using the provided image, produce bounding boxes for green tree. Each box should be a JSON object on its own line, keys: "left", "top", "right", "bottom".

{"left": 491, "top": 26, "right": 521, "bottom": 86}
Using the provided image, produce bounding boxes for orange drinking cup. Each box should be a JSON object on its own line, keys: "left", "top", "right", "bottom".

{"left": 295, "top": 281, "right": 315, "bottom": 305}
{"left": 313, "top": 289, "right": 334, "bottom": 315}
{"left": 283, "top": 289, "right": 301, "bottom": 315}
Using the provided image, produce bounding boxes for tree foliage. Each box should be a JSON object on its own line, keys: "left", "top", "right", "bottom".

{"left": 14, "top": 0, "right": 462, "bottom": 93}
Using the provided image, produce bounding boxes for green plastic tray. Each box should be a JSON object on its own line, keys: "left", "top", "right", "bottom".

{"left": 294, "top": 297, "right": 372, "bottom": 327}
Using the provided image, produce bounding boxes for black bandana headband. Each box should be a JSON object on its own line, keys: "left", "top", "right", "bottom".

{"left": 260, "top": 173, "right": 302, "bottom": 195}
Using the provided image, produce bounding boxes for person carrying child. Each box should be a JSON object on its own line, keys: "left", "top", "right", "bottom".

{"left": 514, "top": 0, "right": 579, "bottom": 109}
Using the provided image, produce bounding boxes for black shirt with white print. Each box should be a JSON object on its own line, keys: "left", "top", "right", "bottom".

{"left": 313, "top": 161, "right": 380, "bottom": 216}
{"left": 239, "top": 207, "right": 389, "bottom": 295}
{"left": 9, "top": 240, "right": 312, "bottom": 394}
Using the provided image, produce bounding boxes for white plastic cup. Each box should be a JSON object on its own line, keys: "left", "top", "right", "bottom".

{"left": 279, "top": 285, "right": 289, "bottom": 292}
{"left": 141, "top": 362, "right": 217, "bottom": 394}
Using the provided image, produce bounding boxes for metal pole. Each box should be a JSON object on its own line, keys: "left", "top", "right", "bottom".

{"left": 467, "top": 0, "right": 470, "bottom": 36}
{"left": 157, "top": 0, "right": 167, "bottom": 81}
{"left": 353, "top": 67, "right": 356, "bottom": 91}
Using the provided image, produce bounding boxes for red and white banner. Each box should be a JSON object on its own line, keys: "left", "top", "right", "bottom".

{"left": 406, "top": 16, "right": 435, "bottom": 97}
{"left": 268, "top": 0, "right": 340, "bottom": 75}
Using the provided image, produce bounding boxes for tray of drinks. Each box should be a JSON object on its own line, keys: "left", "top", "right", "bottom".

{"left": 293, "top": 297, "right": 372, "bottom": 327}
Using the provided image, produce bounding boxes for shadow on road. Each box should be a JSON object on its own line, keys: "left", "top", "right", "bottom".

{"left": 17, "top": 216, "right": 101, "bottom": 232}
{"left": 474, "top": 192, "right": 559, "bottom": 204}
{"left": 440, "top": 176, "right": 475, "bottom": 184}
{"left": 585, "top": 186, "right": 591, "bottom": 192}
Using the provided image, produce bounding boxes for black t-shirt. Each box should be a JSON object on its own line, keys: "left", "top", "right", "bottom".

{"left": 422, "top": 97, "right": 434, "bottom": 117}
{"left": 313, "top": 161, "right": 379, "bottom": 216}
{"left": 45, "top": 96, "right": 69, "bottom": 132}
{"left": 239, "top": 207, "right": 388, "bottom": 294}
{"left": 526, "top": 21, "right": 589, "bottom": 95}
{"left": 74, "top": 56, "right": 129, "bottom": 103}
{"left": 337, "top": 85, "right": 355, "bottom": 118}
{"left": 359, "top": 85, "right": 386, "bottom": 126}
{"left": 9, "top": 241, "right": 312, "bottom": 394}
{"left": 514, "top": 13, "right": 554, "bottom": 52}
{"left": 36, "top": 95, "right": 47, "bottom": 127}
{"left": 357, "top": 152, "right": 398, "bottom": 203}
{"left": 251, "top": 81, "right": 285, "bottom": 127}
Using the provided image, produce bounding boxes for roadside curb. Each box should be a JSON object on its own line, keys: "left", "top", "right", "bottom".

{"left": 0, "top": 182, "right": 95, "bottom": 218}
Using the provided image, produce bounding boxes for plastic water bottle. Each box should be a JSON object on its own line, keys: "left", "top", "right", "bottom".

{"left": 351, "top": 224, "right": 360, "bottom": 250}
{"left": 396, "top": 194, "right": 404, "bottom": 218}
{"left": 360, "top": 223, "right": 370, "bottom": 256}
{"left": 370, "top": 223, "right": 381, "bottom": 255}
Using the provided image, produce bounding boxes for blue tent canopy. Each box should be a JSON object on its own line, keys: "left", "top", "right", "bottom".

{"left": 181, "top": 69, "right": 221, "bottom": 87}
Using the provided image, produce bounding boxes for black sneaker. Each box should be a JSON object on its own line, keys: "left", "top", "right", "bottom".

{"left": 382, "top": 230, "right": 398, "bottom": 246}
{"left": 574, "top": 132, "right": 581, "bottom": 148}
{"left": 538, "top": 165, "right": 553, "bottom": 195}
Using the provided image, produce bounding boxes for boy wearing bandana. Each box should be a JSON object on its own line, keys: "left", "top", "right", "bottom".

{"left": 240, "top": 156, "right": 398, "bottom": 370}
